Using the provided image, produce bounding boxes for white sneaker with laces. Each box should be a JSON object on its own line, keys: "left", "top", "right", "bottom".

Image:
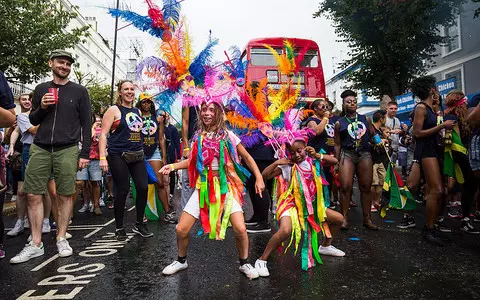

{"left": 78, "top": 204, "right": 88, "bottom": 213}
{"left": 57, "top": 238, "right": 73, "bottom": 257}
{"left": 239, "top": 263, "right": 259, "bottom": 280}
{"left": 88, "top": 203, "right": 94, "bottom": 213}
{"left": 99, "top": 199, "right": 106, "bottom": 207}
{"left": 318, "top": 245, "right": 345, "bottom": 257}
{"left": 10, "top": 242, "right": 44, "bottom": 264}
{"left": 254, "top": 259, "right": 270, "bottom": 277}
{"left": 7, "top": 219, "right": 25, "bottom": 236}
{"left": 42, "top": 218, "right": 51, "bottom": 233}
{"left": 24, "top": 218, "right": 30, "bottom": 229}
{"left": 162, "top": 260, "right": 188, "bottom": 275}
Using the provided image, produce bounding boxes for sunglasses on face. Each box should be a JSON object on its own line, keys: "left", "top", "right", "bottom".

{"left": 318, "top": 105, "right": 328, "bottom": 110}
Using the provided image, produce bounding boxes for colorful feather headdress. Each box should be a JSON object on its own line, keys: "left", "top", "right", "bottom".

{"left": 264, "top": 39, "right": 311, "bottom": 76}
{"left": 182, "top": 68, "right": 235, "bottom": 108}
{"left": 108, "top": 0, "right": 182, "bottom": 42}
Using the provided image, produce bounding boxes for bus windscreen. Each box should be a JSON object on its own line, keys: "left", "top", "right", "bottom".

{"left": 250, "top": 47, "right": 319, "bottom": 68}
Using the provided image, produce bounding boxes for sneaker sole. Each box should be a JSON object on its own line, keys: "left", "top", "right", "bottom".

{"left": 162, "top": 265, "right": 188, "bottom": 275}
{"left": 460, "top": 228, "right": 480, "bottom": 234}
{"left": 132, "top": 228, "right": 153, "bottom": 238}
{"left": 58, "top": 251, "right": 73, "bottom": 258}
{"left": 397, "top": 224, "right": 416, "bottom": 229}
{"left": 10, "top": 251, "right": 44, "bottom": 264}
{"left": 246, "top": 229, "right": 272, "bottom": 233}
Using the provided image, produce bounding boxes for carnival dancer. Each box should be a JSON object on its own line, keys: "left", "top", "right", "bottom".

{"left": 443, "top": 90, "right": 478, "bottom": 234}
{"left": 159, "top": 100, "right": 265, "bottom": 279}
{"left": 334, "top": 90, "right": 378, "bottom": 230}
{"left": 99, "top": 80, "right": 152, "bottom": 241}
{"left": 410, "top": 76, "right": 455, "bottom": 245}
{"left": 136, "top": 92, "right": 176, "bottom": 223}
{"left": 254, "top": 134, "right": 345, "bottom": 276}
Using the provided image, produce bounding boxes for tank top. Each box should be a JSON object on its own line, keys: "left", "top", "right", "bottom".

{"left": 338, "top": 113, "right": 370, "bottom": 152}
{"left": 413, "top": 103, "right": 441, "bottom": 159}
{"left": 305, "top": 116, "right": 327, "bottom": 153}
{"left": 107, "top": 105, "right": 143, "bottom": 155}
{"left": 141, "top": 114, "right": 159, "bottom": 157}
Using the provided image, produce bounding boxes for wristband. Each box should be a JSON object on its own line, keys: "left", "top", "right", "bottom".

{"left": 170, "top": 164, "right": 175, "bottom": 170}
{"left": 320, "top": 153, "right": 324, "bottom": 160}
{"left": 323, "top": 117, "right": 329, "bottom": 121}
{"left": 183, "top": 147, "right": 190, "bottom": 151}
{"left": 100, "top": 157, "right": 107, "bottom": 160}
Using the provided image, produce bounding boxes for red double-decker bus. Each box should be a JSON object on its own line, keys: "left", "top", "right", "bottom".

{"left": 241, "top": 37, "right": 326, "bottom": 101}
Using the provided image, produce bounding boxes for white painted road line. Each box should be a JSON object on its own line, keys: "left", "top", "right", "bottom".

{"left": 84, "top": 227, "right": 104, "bottom": 239}
{"left": 102, "top": 218, "right": 116, "bottom": 227}
{"left": 31, "top": 254, "right": 59, "bottom": 272}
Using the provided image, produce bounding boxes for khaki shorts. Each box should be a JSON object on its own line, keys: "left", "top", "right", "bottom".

{"left": 24, "top": 144, "right": 78, "bottom": 195}
{"left": 372, "top": 163, "right": 386, "bottom": 186}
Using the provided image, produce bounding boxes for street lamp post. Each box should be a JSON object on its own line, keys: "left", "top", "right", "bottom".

{"left": 110, "top": 0, "right": 120, "bottom": 105}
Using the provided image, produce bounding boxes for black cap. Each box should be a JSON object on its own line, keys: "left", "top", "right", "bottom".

{"left": 49, "top": 49, "right": 75, "bottom": 63}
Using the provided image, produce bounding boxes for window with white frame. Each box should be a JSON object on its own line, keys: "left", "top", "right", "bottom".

{"left": 443, "top": 16, "right": 461, "bottom": 55}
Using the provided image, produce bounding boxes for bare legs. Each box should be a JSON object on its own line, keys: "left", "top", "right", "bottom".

{"left": 175, "top": 211, "right": 248, "bottom": 259}
{"left": 421, "top": 158, "right": 444, "bottom": 228}
{"left": 259, "top": 217, "right": 292, "bottom": 261}
{"left": 148, "top": 160, "right": 170, "bottom": 213}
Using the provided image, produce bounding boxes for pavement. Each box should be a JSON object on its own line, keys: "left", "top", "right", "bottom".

{"left": 1, "top": 186, "right": 480, "bottom": 299}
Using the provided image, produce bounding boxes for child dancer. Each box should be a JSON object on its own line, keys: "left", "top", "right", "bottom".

{"left": 160, "top": 99, "right": 265, "bottom": 279}
{"left": 254, "top": 132, "right": 345, "bottom": 276}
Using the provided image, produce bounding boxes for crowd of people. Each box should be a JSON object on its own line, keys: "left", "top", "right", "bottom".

{"left": 1, "top": 49, "right": 479, "bottom": 280}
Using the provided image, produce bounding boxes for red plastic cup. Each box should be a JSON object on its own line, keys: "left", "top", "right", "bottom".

{"left": 48, "top": 88, "right": 59, "bottom": 104}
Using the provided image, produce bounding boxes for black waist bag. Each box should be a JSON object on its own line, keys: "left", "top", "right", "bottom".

{"left": 121, "top": 150, "right": 144, "bottom": 163}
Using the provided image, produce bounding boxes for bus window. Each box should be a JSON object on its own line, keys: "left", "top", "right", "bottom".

{"left": 250, "top": 48, "right": 282, "bottom": 66}
{"left": 295, "top": 50, "right": 319, "bottom": 68}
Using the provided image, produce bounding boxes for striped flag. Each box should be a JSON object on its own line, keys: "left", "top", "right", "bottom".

{"left": 382, "top": 162, "right": 416, "bottom": 216}
{"left": 132, "top": 182, "right": 164, "bottom": 221}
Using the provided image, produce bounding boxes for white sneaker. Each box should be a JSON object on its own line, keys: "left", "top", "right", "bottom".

{"left": 99, "top": 199, "right": 106, "bottom": 207}
{"left": 65, "top": 232, "right": 72, "bottom": 240}
{"left": 24, "top": 218, "right": 30, "bottom": 229}
{"left": 254, "top": 259, "right": 270, "bottom": 277}
{"left": 88, "top": 203, "right": 94, "bottom": 213}
{"left": 162, "top": 260, "right": 188, "bottom": 275}
{"left": 10, "top": 242, "right": 44, "bottom": 264}
{"left": 318, "top": 245, "right": 345, "bottom": 257}
{"left": 7, "top": 219, "right": 25, "bottom": 236}
{"left": 42, "top": 218, "right": 51, "bottom": 233}
{"left": 239, "top": 263, "right": 259, "bottom": 280}
{"left": 57, "top": 238, "right": 73, "bottom": 257}
{"left": 78, "top": 204, "right": 88, "bottom": 213}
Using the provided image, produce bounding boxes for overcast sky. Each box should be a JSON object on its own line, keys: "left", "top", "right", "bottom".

{"left": 71, "top": 0, "right": 350, "bottom": 80}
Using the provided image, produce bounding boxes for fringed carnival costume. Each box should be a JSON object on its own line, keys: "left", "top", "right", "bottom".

{"left": 188, "top": 129, "right": 250, "bottom": 240}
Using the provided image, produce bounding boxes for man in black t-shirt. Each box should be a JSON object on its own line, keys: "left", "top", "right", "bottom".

{"left": 467, "top": 94, "right": 480, "bottom": 222}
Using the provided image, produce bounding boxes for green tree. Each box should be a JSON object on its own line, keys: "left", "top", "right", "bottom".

{"left": 314, "top": 0, "right": 466, "bottom": 98}
{"left": 88, "top": 84, "right": 111, "bottom": 116}
{"left": 0, "top": 0, "right": 89, "bottom": 83}
{"left": 474, "top": 0, "right": 480, "bottom": 18}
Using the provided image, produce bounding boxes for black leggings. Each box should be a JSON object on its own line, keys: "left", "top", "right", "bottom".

{"left": 245, "top": 160, "right": 274, "bottom": 223}
{"left": 454, "top": 153, "right": 478, "bottom": 218}
{"left": 169, "top": 171, "right": 176, "bottom": 196}
{"left": 0, "top": 191, "right": 5, "bottom": 245}
{"left": 108, "top": 154, "right": 148, "bottom": 229}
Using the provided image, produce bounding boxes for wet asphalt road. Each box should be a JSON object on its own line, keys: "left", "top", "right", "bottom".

{"left": 1, "top": 186, "right": 480, "bottom": 300}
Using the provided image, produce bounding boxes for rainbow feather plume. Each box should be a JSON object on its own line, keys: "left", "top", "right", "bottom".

{"left": 189, "top": 38, "right": 219, "bottom": 86}
{"left": 162, "top": 0, "right": 181, "bottom": 31}
{"left": 108, "top": 8, "right": 165, "bottom": 39}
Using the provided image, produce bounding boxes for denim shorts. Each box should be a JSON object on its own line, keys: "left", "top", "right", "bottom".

{"left": 21, "top": 143, "right": 31, "bottom": 181}
{"left": 76, "top": 160, "right": 102, "bottom": 181}
{"left": 145, "top": 148, "right": 162, "bottom": 161}
{"left": 340, "top": 149, "right": 371, "bottom": 165}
